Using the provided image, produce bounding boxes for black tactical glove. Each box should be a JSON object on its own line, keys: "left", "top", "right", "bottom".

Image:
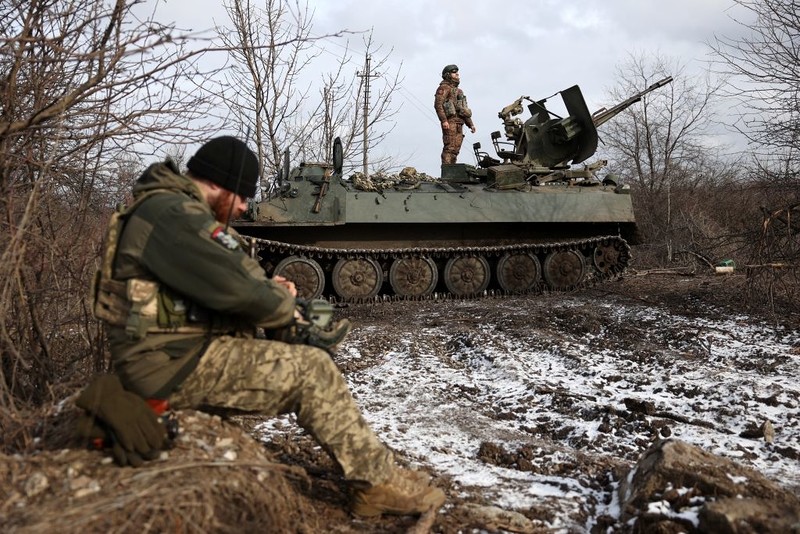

{"left": 75, "top": 374, "right": 168, "bottom": 467}
{"left": 267, "top": 299, "right": 352, "bottom": 353}
{"left": 264, "top": 299, "right": 353, "bottom": 354}
{"left": 267, "top": 318, "right": 352, "bottom": 353}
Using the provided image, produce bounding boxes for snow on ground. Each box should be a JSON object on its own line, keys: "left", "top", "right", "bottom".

{"left": 255, "top": 289, "right": 800, "bottom": 531}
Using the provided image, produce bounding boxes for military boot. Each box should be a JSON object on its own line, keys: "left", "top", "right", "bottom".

{"left": 351, "top": 467, "right": 446, "bottom": 517}
{"left": 398, "top": 467, "right": 431, "bottom": 485}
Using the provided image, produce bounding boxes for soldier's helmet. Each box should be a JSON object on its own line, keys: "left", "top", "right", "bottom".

{"left": 441, "top": 64, "right": 459, "bottom": 79}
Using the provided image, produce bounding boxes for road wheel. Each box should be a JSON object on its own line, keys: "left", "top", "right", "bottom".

{"left": 444, "top": 255, "right": 490, "bottom": 296}
{"left": 332, "top": 257, "right": 383, "bottom": 300}
{"left": 543, "top": 250, "right": 586, "bottom": 289}
{"left": 389, "top": 256, "right": 438, "bottom": 297}
{"left": 274, "top": 256, "right": 325, "bottom": 299}
{"left": 497, "top": 252, "right": 541, "bottom": 293}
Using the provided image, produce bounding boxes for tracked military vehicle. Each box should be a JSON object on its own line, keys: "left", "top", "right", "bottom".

{"left": 234, "top": 77, "right": 673, "bottom": 301}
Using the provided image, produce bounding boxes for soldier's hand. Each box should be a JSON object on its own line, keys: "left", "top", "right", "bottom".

{"left": 75, "top": 374, "right": 168, "bottom": 467}
{"left": 273, "top": 275, "right": 297, "bottom": 297}
{"left": 441, "top": 120, "right": 449, "bottom": 130}
{"left": 470, "top": 125, "right": 477, "bottom": 134}
{"left": 75, "top": 413, "right": 159, "bottom": 467}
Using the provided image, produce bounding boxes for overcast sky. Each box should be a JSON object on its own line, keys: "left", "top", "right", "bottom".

{"left": 145, "top": 0, "right": 751, "bottom": 176}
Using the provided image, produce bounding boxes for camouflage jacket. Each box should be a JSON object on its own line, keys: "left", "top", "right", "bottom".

{"left": 104, "top": 162, "right": 295, "bottom": 398}
{"left": 434, "top": 80, "right": 474, "bottom": 128}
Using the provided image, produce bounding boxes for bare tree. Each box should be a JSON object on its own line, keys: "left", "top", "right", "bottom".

{"left": 215, "top": 0, "right": 401, "bottom": 193}
{"left": 0, "top": 0, "right": 219, "bottom": 420}
{"left": 598, "top": 53, "right": 731, "bottom": 263}
{"left": 600, "top": 55, "right": 724, "bottom": 193}
{"left": 708, "top": 1, "right": 800, "bottom": 313}
{"left": 710, "top": 0, "right": 800, "bottom": 160}
{"left": 310, "top": 34, "right": 402, "bottom": 177}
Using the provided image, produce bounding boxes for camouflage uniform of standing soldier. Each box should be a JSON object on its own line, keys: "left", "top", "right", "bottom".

{"left": 434, "top": 64, "right": 476, "bottom": 165}
{"left": 89, "top": 136, "right": 445, "bottom": 517}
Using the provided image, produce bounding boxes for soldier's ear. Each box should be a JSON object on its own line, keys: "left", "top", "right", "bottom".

{"left": 204, "top": 180, "right": 224, "bottom": 193}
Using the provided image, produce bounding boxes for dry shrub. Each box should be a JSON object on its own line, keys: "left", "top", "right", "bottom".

{"left": 0, "top": 0, "right": 219, "bottom": 419}
{"left": 631, "top": 183, "right": 758, "bottom": 269}
{"left": 626, "top": 178, "right": 800, "bottom": 321}
{"left": 746, "top": 267, "right": 800, "bottom": 317}
{"left": 744, "top": 203, "right": 800, "bottom": 317}
{"left": 1, "top": 409, "right": 321, "bottom": 533}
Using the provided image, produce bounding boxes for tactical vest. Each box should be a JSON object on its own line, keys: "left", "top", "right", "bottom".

{"left": 455, "top": 90, "right": 472, "bottom": 118}
{"left": 440, "top": 83, "right": 472, "bottom": 120}
{"left": 91, "top": 189, "right": 234, "bottom": 340}
{"left": 443, "top": 98, "right": 457, "bottom": 118}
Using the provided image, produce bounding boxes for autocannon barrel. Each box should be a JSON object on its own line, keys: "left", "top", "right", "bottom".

{"left": 591, "top": 76, "right": 673, "bottom": 127}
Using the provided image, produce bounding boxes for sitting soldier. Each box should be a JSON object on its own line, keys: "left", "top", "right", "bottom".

{"left": 80, "top": 135, "right": 445, "bottom": 518}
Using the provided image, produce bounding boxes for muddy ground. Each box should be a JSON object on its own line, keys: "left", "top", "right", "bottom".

{"left": 3, "top": 271, "right": 798, "bottom": 533}
{"left": 250, "top": 271, "right": 800, "bottom": 533}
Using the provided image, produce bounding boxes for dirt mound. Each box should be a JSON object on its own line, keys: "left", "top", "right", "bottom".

{"left": 1, "top": 409, "right": 317, "bottom": 533}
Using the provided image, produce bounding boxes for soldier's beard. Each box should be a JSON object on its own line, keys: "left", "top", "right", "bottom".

{"left": 210, "top": 190, "right": 244, "bottom": 224}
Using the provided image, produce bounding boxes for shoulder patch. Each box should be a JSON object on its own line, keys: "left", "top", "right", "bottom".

{"left": 210, "top": 225, "right": 240, "bottom": 251}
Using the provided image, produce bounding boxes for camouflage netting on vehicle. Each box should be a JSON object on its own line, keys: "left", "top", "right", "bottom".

{"left": 350, "top": 167, "right": 437, "bottom": 192}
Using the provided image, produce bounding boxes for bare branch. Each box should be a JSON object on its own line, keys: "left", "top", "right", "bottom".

{"left": 709, "top": 0, "right": 800, "bottom": 157}
{"left": 213, "top": 0, "right": 402, "bottom": 192}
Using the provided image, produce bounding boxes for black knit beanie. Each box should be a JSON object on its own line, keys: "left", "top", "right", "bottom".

{"left": 186, "top": 136, "right": 259, "bottom": 198}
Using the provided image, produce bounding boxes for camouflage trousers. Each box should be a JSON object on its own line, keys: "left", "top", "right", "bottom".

{"left": 169, "top": 335, "right": 394, "bottom": 485}
{"left": 441, "top": 119, "right": 465, "bottom": 164}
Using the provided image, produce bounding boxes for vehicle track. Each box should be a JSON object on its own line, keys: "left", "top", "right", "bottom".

{"left": 248, "top": 235, "right": 631, "bottom": 302}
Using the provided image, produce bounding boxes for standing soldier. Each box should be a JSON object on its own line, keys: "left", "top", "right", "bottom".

{"left": 434, "top": 64, "right": 476, "bottom": 165}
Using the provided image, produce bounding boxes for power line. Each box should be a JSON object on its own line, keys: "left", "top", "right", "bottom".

{"left": 397, "top": 86, "right": 438, "bottom": 125}
{"left": 309, "top": 35, "right": 437, "bottom": 125}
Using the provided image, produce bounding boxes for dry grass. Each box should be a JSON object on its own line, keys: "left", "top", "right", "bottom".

{"left": 1, "top": 408, "right": 320, "bottom": 533}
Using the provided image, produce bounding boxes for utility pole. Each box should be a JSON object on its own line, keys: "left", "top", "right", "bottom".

{"left": 322, "top": 86, "right": 332, "bottom": 162}
{"left": 357, "top": 54, "right": 379, "bottom": 177}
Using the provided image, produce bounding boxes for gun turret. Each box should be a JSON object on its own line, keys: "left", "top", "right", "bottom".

{"left": 479, "top": 77, "right": 674, "bottom": 184}
{"left": 498, "top": 96, "right": 529, "bottom": 141}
